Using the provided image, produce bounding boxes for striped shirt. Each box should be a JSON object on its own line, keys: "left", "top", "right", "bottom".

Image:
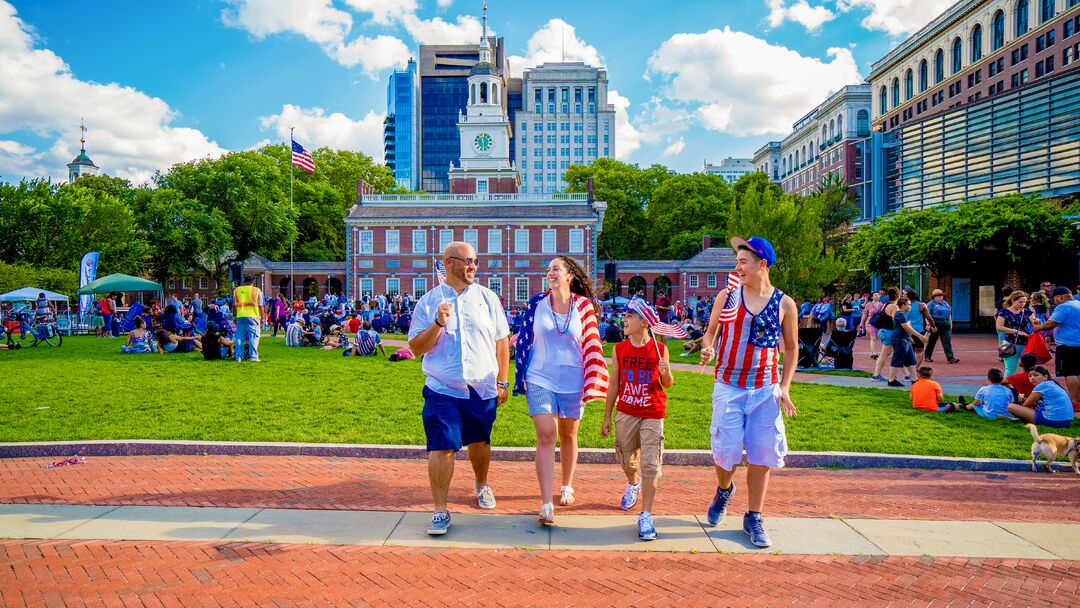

{"left": 714, "top": 287, "right": 785, "bottom": 389}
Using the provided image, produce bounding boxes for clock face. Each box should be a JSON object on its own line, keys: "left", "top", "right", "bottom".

{"left": 473, "top": 133, "right": 493, "bottom": 153}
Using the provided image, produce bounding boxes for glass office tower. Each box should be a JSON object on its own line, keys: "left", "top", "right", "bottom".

{"left": 385, "top": 59, "right": 418, "bottom": 191}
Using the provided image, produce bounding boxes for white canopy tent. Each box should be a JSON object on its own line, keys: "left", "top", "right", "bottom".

{"left": 0, "top": 287, "right": 70, "bottom": 304}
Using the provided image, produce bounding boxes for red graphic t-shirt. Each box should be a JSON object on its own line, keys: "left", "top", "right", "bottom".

{"left": 614, "top": 338, "right": 669, "bottom": 419}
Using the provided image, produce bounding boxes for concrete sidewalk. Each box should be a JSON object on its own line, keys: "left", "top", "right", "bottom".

{"left": 3, "top": 503, "right": 1077, "bottom": 559}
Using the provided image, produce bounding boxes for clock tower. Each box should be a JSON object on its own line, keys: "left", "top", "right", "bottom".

{"left": 448, "top": 1, "right": 519, "bottom": 194}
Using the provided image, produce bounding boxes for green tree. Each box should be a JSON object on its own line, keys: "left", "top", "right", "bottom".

{"left": 809, "top": 172, "right": 859, "bottom": 251}
{"left": 566, "top": 158, "right": 671, "bottom": 259}
{"left": 0, "top": 261, "right": 78, "bottom": 296}
{"left": 646, "top": 173, "right": 732, "bottom": 258}
{"left": 728, "top": 180, "right": 846, "bottom": 299}
{"left": 137, "top": 188, "right": 232, "bottom": 285}
{"left": 61, "top": 183, "right": 149, "bottom": 275}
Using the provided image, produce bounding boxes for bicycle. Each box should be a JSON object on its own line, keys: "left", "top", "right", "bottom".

{"left": 7, "top": 307, "right": 63, "bottom": 347}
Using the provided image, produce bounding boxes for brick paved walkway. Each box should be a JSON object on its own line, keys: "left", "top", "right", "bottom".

{"left": 3, "top": 455, "right": 1078, "bottom": 523}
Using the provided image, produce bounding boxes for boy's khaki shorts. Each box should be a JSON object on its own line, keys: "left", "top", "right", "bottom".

{"left": 614, "top": 411, "right": 665, "bottom": 480}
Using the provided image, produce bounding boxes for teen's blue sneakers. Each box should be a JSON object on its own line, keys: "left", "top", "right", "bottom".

{"left": 427, "top": 511, "right": 451, "bottom": 535}
{"left": 706, "top": 483, "right": 735, "bottom": 526}
{"left": 638, "top": 511, "right": 656, "bottom": 541}
{"left": 743, "top": 512, "right": 772, "bottom": 547}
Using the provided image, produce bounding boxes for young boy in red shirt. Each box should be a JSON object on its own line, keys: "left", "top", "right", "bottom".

{"left": 601, "top": 308, "right": 674, "bottom": 541}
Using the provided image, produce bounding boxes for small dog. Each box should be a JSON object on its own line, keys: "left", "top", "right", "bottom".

{"left": 1026, "top": 424, "right": 1080, "bottom": 475}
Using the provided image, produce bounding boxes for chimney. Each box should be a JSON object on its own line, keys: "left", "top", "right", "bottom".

{"left": 702, "top": 235, "right": 711, "bottom": 251}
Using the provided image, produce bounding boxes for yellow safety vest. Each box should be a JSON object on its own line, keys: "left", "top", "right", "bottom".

{"left": 234, "top": 285, "right": 261, "bottom": 318}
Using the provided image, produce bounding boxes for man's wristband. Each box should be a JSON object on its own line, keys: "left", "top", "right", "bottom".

{"left": 434, "top": 319, "right": 445, "bottom": 328}
{"left": 496, "top": 381, "right": 509, "bottom": 389}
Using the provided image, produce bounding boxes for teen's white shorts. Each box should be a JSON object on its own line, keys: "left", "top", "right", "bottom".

{"left": 710, "top": 381, "right": 788, "bottom": 470}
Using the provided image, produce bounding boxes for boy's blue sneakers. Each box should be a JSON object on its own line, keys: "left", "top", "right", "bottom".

{"left": 638, "top": 511, "right": 656, "bottom": 541}
{"left": 742, "top": 512, "right": 772, "bottom": 547}
{"left": 706, "top": 482, "right": 735, "bottom": 526}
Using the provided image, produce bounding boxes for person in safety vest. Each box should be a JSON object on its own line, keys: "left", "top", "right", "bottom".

{"left": 232, "top": 275, "right": 265, "bottom": 362}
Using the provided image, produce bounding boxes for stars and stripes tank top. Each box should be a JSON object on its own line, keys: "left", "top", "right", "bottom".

{"left": 714, "top": 286, "right": 785, "bottom": 389}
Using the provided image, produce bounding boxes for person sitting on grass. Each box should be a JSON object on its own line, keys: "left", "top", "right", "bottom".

{"left": 966, "top": 368, "right": 1017, "bottom": 419}
{"left": 1004, "top": 353, "right": 1038, "bottom": 403}
{"left": 1007, "top": 366, "right": 1076, "bottom": 428}
{"left": 301, "top": 318, "right": 322, "bottom": 346}
{"left": 155, "top": 330, "right": 201, "bottom": 355}
{"left": 346, "top": 320, "right": 387, "bottom": 357}
{"left": 910, "top": 367, "right": 961, "bottom": 412}
{"left": 120, "top": 317, "right": 155, "bottom": 354}
{"left": 321, "top": 325, "right": 351, "bottom": 351}
{"left": 285, "top": 316, "right": 304, "bottom": 347}
{"left": 201, "top": 322, "right": 234, "bottom": 361}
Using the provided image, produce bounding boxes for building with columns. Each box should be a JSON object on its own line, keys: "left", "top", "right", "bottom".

{"left": 703, "top": 157, "right": 754, "bottom": 184}
{"left": 752, "top": 142, "right": 781, "bottom": 182}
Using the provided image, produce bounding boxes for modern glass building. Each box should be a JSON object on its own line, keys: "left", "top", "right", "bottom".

{"left": 384, "top": 59, "right": 418, "bottom": 191}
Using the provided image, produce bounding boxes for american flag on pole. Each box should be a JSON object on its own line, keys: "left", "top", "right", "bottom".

{"left": 718, "top": 272, "right": 741, "bottom": 323}
{"left": 291, "top": 139, "right": 315, "bottom": 173}
{"left": 628, "top": 297, "right": 688, "bottom": 338}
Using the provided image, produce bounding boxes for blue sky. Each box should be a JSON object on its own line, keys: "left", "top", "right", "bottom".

{"left": 0, "top": 0, "right": 955, "bottom": 183}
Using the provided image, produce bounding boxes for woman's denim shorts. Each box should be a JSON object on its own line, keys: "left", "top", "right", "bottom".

{"left": 526, "top": 386, "right": 584, "bottom": 419}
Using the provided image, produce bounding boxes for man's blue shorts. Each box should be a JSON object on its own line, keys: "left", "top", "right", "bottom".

{"left": 422, "top": 386, "right": 498, "bottom": 452}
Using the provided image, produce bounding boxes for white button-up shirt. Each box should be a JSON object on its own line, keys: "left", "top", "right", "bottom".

{"left": 409, "top": 282, "right": 510, "bottom": 399}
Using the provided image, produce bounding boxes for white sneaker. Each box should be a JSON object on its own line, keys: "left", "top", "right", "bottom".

{"left": 620, "top": 483, "right": 641, "bottom": 510}
{"left": 538, "top": 502, "right": 554, "bottom": 525}
{"left": 475, "top": 484, "right": 496, "bottom": 510}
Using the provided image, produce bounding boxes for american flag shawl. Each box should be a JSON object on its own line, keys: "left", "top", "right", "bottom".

{"left": 513, "top": 292, "right": 609, "bottom": 404}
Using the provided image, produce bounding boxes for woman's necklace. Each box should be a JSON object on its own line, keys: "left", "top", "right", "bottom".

{"left": 550, "top": 292, "right": 575, "bottom": 335}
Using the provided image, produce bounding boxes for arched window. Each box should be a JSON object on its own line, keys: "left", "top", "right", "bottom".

{"left": 782, "top": 158, "right": 787, "bottom": 174}
{"left": 821, "top": 125, "right": 828, "bottom": 142}
{"left": 471, "top": 83, "right": 477, "bottom": 104}
{"left": 951, "top": 37, "right": 962, "bottom": 74}
{"left": 837, "top": 115, "right": 843, "bottom": 138}
{"left": 879, "top": 86, "right": 887, "bottom": 114}
{"left": 492, "top": 82, "right": 498, "bottom": 99}
{"left": 971, "top": 24, "right": 983, "bottom": 62}
{"left": 934, "top": 49, "right": 944, "bottom": 83}
{"left": 795, "top": 150, "right": 800, "bottom": 167}
{"left": 1015, "top": 0, "right": 1029, "bottom": 37}
{"left": 480, "top": 82, "right": 488, "bottom": 104}
{"left": 891, "top": 77, "right": 900, "bottom": 108}
{"left": 830, "top": 119, "right": 836, "bottom": 140}
{"left": 919, "top": 59, "right": 928, "bottom": 92}
{"left": 809, "top": 140, "right": 814, "bottom": 160}
{"left": 1040, "top": 0, "right": 1054, "bottom": 22}
{"left": 856, "top": 110, "right": 869, "bottom": 136}
{"left": 992, "top": 10, "right": 1005, "bottom": 50}
{"left": 905, "top": 69, "right": 913, "bottom": 100}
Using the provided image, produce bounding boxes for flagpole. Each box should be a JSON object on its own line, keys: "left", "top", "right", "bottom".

{"left": 289, "top": 127, "right": 295, "bottom": 302}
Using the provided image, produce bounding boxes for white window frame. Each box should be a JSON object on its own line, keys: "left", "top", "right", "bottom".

{"left": 689, "top": 274, "right": 699, "bottom": 288}
{"left": 359, "top": 230, "right": 373, "bottom": 254}
{"left": 514, "top": 277, "right": 530, "bottom": 302}
{"left": 413, "top": 277, "right": 427, "bottom": 297}
{"left": 182, "top": 277, "right": 191, "bottom": 289}
{"left": 198, "top": 277, "right": 209, "bottom": 290}
{"left": 439, "top": 229, "right": 453, "bottom": 252}
{"left": 515, "top": 229, "right": 530, "bottom": 253}
{"left": 464, "top": 229, "right": 479, "bottom": 252}
{"left": 707, "top": 274, "right": 717, "bottom": 288}
{"left": 488, "top": 277, "right": 502, "bottom": 297}
{"left": 412, "top": 229, "right": 426, "bottom": 254}
{"left": 568, "top": 229, "right": 584, "bottom": 253}
{"left": 359, "top": 278, "right": 373, "bottom": 298}
{"left": 386, "top": 278, "right": 400, "bottom": 296}
{"left": 385, "top": 230, "right": 399, "bottom": 254}
{"left": 476, "top": 178, "right": 488, "bottom": 193}
{"left": 542, "top": 229, "right": 556, "bottom": 254}
{"left": 487, "top": 229, "right": 502, "bottom": 254}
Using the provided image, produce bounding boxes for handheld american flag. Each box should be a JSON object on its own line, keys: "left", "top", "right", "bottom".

{"left": 291, "top": 139, "right": 315, "bottom": 173}
{"left": 434, "top": 261, "right": 446, "bottom": 284}
{"left": 628, "top": 297, "right": 688, "bottom": 339}
{"left": 718, "top": 272, "right": 741, "bottom": 323}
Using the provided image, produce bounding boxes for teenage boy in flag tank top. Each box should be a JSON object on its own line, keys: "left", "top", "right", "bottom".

{"left": 699, "top": 236, "right": 798, "bottom": 548}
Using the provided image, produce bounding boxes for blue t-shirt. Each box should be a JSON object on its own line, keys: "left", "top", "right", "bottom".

{"left": 1049, "top": 299, "right": 1080, "bottom": 347}
{"left": 974, "top": 383, "right": 1014, "bottom": 419}
{"left": 1034, "top": 380, "right": 1074, "bottom": 421}
{"left": 889, "top": 310, "right": 911, "bottom": 344}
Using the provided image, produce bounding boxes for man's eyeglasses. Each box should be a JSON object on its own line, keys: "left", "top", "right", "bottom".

{"left": 448, "top": 256, "right": 480, "bottom": 267}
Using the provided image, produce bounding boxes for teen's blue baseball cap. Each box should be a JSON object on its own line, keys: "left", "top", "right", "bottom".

{"left": 730, "top": 236, "right": 777, "bottom": 267}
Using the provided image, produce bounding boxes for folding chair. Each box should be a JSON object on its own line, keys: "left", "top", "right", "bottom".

{"left": 797, "top": 327, "right": 823, "bottom": 368}
{"left": 826, "top": 330, "right": 857, "bottom": 369}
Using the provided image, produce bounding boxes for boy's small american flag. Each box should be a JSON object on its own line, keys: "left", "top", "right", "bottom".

{"left": 718, "top": 272, "right": 741, "bottom": 323}
{"left": 628, "top": 297, "right": 688, "bottom": 338}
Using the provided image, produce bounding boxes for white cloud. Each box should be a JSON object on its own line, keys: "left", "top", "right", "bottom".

{"left": 646, "top": 27, "right": 862, "bottom": 136}
{"left": 260, "top": 104, "right": 385, "bottom": 162}
{"left": 341, "top": 0, "right": 418, "bottom": 26}
{"left": 837, "top": 0, "right": 955, "bottom": 36}
{"left": 635, "top": 100, "right": 692, "bottom": 145}
{"left": 662, "top": 138, "right": 686, "bottom": 158}
{"left": 221, "top": 0, "right": 409, "bottom": 77}
{"left": 400, "top": 14, "right": 485, "bottom": 45}
{"left": 436, "top": 0, "right": 454, "bottom": 7}
{"left": 766, "top": 0, "right": 835, "bottom": 32}
{"left": 0, "top": 1, "right": 225, "bottom": 183}
{"left": 607, "top": 90, "right": 641, "bottom": 161}
{"left": 507, "top": 19, "right": 604, "bottom": 77}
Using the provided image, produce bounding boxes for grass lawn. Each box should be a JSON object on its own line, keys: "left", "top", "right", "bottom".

{"left": 2, "top": 336, "right": 1068, "bottom": 460}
